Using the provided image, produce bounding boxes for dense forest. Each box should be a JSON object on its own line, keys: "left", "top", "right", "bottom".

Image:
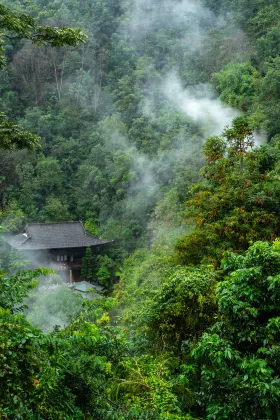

{"left": 1, "top": 0, "right": 280, "bottom": 418}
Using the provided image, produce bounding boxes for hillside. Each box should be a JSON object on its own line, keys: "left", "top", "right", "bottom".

{"left": 1, "top": 0, "right": 280, "bottom": 418}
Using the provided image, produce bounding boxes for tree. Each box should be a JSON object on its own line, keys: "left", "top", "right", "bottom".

{"left": 212, "top": 62, "right": 259, "bottom": 111}
{"left": 82, "top": 247, "right": 115, "bottom": 287}
{"left": 176, "top": 117, "right": 280, "bottom": 265}
{"left": 191, "top": 241, "right": 280, "bottom": 419}
{"left": 0, "top": 3, "right": 86, "bottom": 151}
{"left": 259, "top": 57, "right": 280, "bottom": 138}
{"left": 143, "top": 265, "right": 217, "bottom": 354}
{"left": 0, "top": 260, "right": 124, "bottom": 418}
{"left": 41, "top": 196, "right": 71, "bottom": 222}
{"left": 108, "top": 354, "right": 195, "bottom": 419}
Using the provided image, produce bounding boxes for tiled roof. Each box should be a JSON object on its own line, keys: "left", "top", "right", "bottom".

{"left": 4, "top": 221, "right": 112, "bottom": 250}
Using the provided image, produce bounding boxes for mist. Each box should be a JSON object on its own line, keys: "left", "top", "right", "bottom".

{"left": 3, "top": 0, "right": 247, "bottom": 277}
{"left": 97, "top": 0, "right": 241, "bottom": 241}
{"left": 25, "top": 278, "right": 84, "bottom": 332}
{"left": 120, "top": 0, "right": 240, "bottom": 134}
{"left": 122, "top": 0, "right": 215, "bottom": 51}
{"left": 163, "top": 73, "right": 239, "bottom": 136}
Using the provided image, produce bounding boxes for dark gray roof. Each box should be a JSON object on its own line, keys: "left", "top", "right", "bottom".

{"left": 4, "top": 222, "right": 112, "bottom": 250}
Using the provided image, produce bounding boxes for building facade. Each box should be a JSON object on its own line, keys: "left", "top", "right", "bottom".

{"left": 4, "top": 221, "right": 113, "bottom": 283}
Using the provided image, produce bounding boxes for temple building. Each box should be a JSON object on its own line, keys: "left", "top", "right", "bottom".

{"left": 4, "top": 221, "right": 112, "bottom": 283}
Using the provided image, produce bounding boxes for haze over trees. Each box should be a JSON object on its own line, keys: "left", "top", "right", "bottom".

{"left": 1, "top": 0, "right": 280, "bottom": 418}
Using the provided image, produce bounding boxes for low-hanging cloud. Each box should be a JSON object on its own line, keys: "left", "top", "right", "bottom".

{"left": 122, "top": 0, "right": 215, "bottom": 52}
{"left": 120, "top": 0, "right": 242, "bottom": 137}
{"left": 163, "top": 73, "right": 240, "bottom": 136}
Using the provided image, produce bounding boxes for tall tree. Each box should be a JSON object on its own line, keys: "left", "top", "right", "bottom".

{"left": 176, "top": 117, "right": 280, "bottom": 265}
{"left": 0, "top": 3, "right": 86, "bottom": 151}
{"left": 191, "top": 241, "right": 280, "bottom": 419}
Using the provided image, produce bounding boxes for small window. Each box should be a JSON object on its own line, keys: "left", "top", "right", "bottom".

{"left": 56, "top": 255, "right": 68, "bottom": 262}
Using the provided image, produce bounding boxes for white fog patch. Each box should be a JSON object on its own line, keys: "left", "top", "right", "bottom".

{"left": 101, "top": 0, "right": 249, "bottom": 241}
{"left": 103, "top": 127, "right": 161, "bottom": 221}
{"left": 253, "top": 129, "right": 267, "bottom": 147}
{"left": 120, "top": 0, "right": 248, "bottom": 138}
{"left": 122, "top": 0, "right": 215, "bottom": 52}
{"left": 163, "top": 73, "right": 240, "bottom": 136}
{"left": 24, "top": 275, "right": 84, "bottom": 333}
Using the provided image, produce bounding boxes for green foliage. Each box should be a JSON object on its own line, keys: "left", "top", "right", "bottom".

{"left": 109, "top": 355, "right": 194, "bottom": 419}
{"left": 2, "top": 0, "right": 280, "bottom": 417}
{"left": 142, "top": 265, "right": 217, "bottom": 354}
{"left": 148, "top": 188, "right": 187, "bottom": 248}
{"left": 0, "top": 3, "right": 86, "bottom": 51}
{"left": 0, "top": 308, "right": 84, "bottom": 419}
{"left": 0, "top": 248, "right": 128, "bottom": 418}
{"left": 259, "top": 56, "right": 280, "bottom": 137}
{"left": 212, "top": 62, "right": 260, "bottom": 111}
{"left": 0, "top": 4, "right": 86, "bottom": 152}
{"left": 96, "top": 255, "right": 115, "bottom": 286}
{"left": 81, "top": 247, "right": 95, "bottom": 281}
{"left": 41, "top": 196, "right": 71, "bottom": 222}
{"left": 176, "top": 118, "right": 280, "bottom": 265}
{"left": 26, "top": 285, "right": 84, "bottom": 332}
{"left": 115, "top": 246, "right": 173, "bottom": 313}
{"left": 0, "top": 267, "right": 52, "bottom": 311}
{"left": 82, "top": 247, "right": 116, "bottom": 287}
{"left": 0, "top": 0, "right": 204, "bottom": 252}
{"left": 0, "top": 200, "right": 24, "bottom": 231}
{"left": 191, "top": 241, "right": 280, "bottom": 419}
{"left": 0, "top": 263, "right": 83, "bottom": 418}
{"left": 83, "top": 218, "right": 100, "bottom": 236}
{"left": 0, "top": 111, "right": 40, "bottom": 150}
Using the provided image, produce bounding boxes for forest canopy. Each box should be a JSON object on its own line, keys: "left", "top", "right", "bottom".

{"left": 1, "top": 0, "right": 280, "bottom": 418}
